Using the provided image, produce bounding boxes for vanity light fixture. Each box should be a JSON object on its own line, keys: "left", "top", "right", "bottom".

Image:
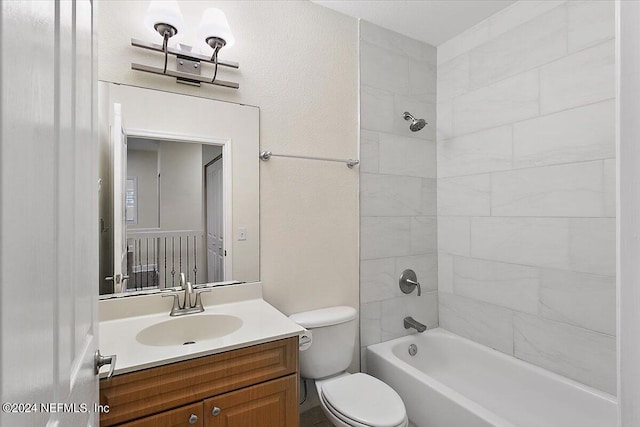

{"left": 131, "top": 2, "right": 239, "bottom": 89}
{"left": 198, "top": 8, "right": 235, "bottom": 84}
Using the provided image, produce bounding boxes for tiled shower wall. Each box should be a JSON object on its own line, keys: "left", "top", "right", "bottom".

{"left": 359, "top": 21, "right": 438, "bottom": 369}
{"left": 436, "top": 1, "right": 616, "bottom": 394}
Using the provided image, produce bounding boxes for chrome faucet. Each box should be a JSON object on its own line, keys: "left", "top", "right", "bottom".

{"left": 181, "top": 273, "right": 194, "bottom": 308}
{"left": 404, "top": 316, "right": 427, "bottom": 333}
{"left": 162, "top": 273, "right": 211, "bottom": 316}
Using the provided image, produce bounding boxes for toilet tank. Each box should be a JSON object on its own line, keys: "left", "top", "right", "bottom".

{"left": 289, "top": 306, "right": 357, "bottom": 379}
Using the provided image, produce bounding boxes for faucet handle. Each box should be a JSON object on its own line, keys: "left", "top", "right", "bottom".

{"left": 406, "top": 278, "right": 422, "bottom": 296}
{"left": 194, "top": 288, "right": 212, "bottom": 306}
{"left": 162, "top": 291, "right": 183, "bottom": 311}
{"left": 399, "top": 269, "right": 422, "bottom": 296}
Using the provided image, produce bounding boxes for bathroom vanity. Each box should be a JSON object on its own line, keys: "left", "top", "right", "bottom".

{"left": 98, "top": 283, "right": 304, "bottom": 426}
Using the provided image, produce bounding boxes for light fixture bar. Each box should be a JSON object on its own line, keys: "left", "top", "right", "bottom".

{"left": 131, "top": 63, "right": 240, "bottom": 89}
{"left": 131, "top": 38, "right": 239, "bottom": 68}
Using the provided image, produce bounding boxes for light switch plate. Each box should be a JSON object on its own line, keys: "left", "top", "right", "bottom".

{"left": 238, "top": 227, "right": 247, "bottom": 241}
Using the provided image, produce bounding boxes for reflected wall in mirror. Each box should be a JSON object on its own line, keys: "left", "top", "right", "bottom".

{"left": 98, "top": 82, "right": 259, "bottom": 296}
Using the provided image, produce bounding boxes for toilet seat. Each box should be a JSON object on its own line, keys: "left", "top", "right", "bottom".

{"left": 321, "top": 392, "right": 375, "bottom": 427}
{"left": 319, "top": 373, "right": 408, "bottom": 427}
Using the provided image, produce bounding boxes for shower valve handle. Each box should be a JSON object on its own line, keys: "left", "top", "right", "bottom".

{"left": 406, "top": 278, "right": 422, "bottom": 296}
{"left": 399, "top": 269, "right": 421, "bottom": 296}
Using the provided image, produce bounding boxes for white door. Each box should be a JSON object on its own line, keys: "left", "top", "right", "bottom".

{"left": 0, "top": 1, "right": 100, "bottom": 426}
{"left": 111, "top": 103, "right": 128, "bottom": 293}
{"left": 206, "top": 158, "right": 224, "bottom": 282}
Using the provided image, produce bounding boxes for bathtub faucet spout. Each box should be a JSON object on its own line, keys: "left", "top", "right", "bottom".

{"left": 404, "top": 316, "right": 427, "bottom": 333}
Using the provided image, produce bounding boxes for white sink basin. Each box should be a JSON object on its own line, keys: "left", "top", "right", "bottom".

{"left": 135, "top": 314, "right": 243, "bottom": 347}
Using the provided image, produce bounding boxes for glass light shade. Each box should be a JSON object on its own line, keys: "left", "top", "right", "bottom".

{"left": 143, "top": 1, "right": 185, "bottom": 38}
{"left": 197, "top": 8, "right": 235, "bottom": 51}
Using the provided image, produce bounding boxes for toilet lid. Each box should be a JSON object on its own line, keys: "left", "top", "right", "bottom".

{"left": 321, "top": 373, "right": 406, "bottom": 427}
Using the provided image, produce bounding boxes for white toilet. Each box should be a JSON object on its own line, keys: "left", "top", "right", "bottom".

{"left": 290, "top": 306, "right": 408, "bottom": 427}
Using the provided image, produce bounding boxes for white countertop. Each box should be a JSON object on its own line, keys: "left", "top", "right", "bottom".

{"left": 99, "top": 284, "right": 305, "bottom": 377}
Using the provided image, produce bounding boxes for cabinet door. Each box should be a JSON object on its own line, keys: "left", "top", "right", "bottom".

{"left": 204, "top": 375, "right": 298, "bottom": 427}
{"left": 119, "top": 402, "right": 204, "bottom": 427}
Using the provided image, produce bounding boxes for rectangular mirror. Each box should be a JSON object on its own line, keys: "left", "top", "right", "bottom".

{"left": 98, "top": 82, "right": 259, "bottom": 296}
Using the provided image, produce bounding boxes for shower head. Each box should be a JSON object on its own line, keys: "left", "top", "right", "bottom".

{"left": 403, "top": 112, "right": 427, "bottom": 132}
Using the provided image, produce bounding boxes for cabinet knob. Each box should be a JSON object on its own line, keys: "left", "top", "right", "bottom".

{"left": 211, "top": 406, "right": 221, "bottom": 416}
{"left": 188, "top": 413, "right": 198, "bottom": 424}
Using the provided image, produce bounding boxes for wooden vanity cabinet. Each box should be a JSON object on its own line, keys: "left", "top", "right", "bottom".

{"left": 203, "top": 375, "right": 297, "bottom": 427}
{"left": 100, "top": 337, "right": 299, "bottom": 427}
{"left": 118, "top": 402, "right": 204, "bottom": 427}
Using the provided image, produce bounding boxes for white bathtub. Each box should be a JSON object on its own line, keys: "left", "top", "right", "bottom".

{"left": 366, "top": 328, "right": 617, "bottom": 427}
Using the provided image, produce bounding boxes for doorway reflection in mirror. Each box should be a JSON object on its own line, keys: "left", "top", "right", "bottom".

{"left": 120, "top": 138, "right": 225, "bottom": 292}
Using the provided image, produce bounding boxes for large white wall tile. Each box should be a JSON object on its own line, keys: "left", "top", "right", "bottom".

{"left": 436, "top": 100, "right": 453, "bottom": 141}
{"left": 359, "top": 129, "right": 380, "bottom": 173}
{"left": 491, "top": 161, "right": 605, "bottom": 217}
{"left": 360, "top": 20, "right": 437, "bottom": 63}
{"left": 514, "top": 313, "right": 616, "bottom": 394}
{"left": 569, "top": 218, "right": 616, "bottom": 276}
{"left": 438, "top": 20, "right": 490, "bottom": 65}
{"left": 453, "top": 70, "right": 539, "bottom": 136}
{"left": 436, "top": 0, "right": 615, "bottom": 394}
{"left": 409, "top": 58, "right": 437, "bottom": 99}
{"left": 379, "top": 133, "right": 436, "bottom": 178}
{"left": 540, "top": 40, "right": 614, "bottom": 114}
{"left": 361, "top": 216, "right": 411, "bottom": 260}
{"left": 604, "top": 158, "right": 615, "bottom": 218}
{"left": 540, "top": 269, "right": 615, "bottom": 335}
{"left": 568, "top": 0, "right": 615, "bottom": 53}
{"left": 438, "top": 174, "right": 491, "bottom": 216}
{"left": 421, "top": 178, "right": 437, "bottom": 216}
{"left": 396, "top": 253, "right": 438, "bottom": 292}
{"left": 469, "top": 4, "right": 567, "bottom": 89}
{"left": 360, "top": 40, "right": 409, "bottom": 93}
{"left": 438, "top": 216, "right": 471, "bottom": 256}
{"left": 487, "top": 1, "right": 566, "bottom": 39}
{"left": 438, "top": 20, "right": 489, "bottom": 65}
{"left": 513, "top": 100, "right": 615, "bottom": 168}
{"left": 360, "top": 173, "right": 423, "bottom": 217}
{"left": 360, "top": 302, "right": 381, "bottom": 347}
{"left": 454, "top": 257, "right": 539, "bottom": 314}
{"left": 471, "top": 217, "right": 570, "bottom": 269}
{"left": 361, "top": 85, "right": 395, "bottom": 133}
{"left": 438, "top": 125, "right": 512, "bottom": 178}
{"left": 438, "top": 54, "right": 470, "bottom": 101}
{"left": 438, "top": 252, "right": 454, "bottom": 294}
{"left": 411, "top": 216, "right": 437, "bottom": 254}
{"left": 439, "top": 293, "right": 514, "bottom": 354}
{"left": 381, "top": 292, "right": 438, "bottom": 341}
{"left": 360, "top": 257, "right": 397, "bottom": 304}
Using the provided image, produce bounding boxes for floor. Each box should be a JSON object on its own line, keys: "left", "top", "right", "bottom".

{"left": 300, "top": 406, "right": 332, "bottom": 427}
{"left": 300, "top": 406, "right": 418, "bottom": 427}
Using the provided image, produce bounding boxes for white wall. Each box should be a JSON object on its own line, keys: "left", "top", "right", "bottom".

{"left": 159, "top": 140, "right": 203, "bottom": 231}
{"left": 437, "top": 0, "right": 616, "bottom": 394}
{"left": 97, "top": 0, "right": 358, "bottom": 324}
{"left": 358, "top": 20, "right": 438, "bottom": 371}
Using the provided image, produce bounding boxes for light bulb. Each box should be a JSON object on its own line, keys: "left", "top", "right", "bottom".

{"left": 197, "top": 8, "right": 235, "bottom": 54}
{"left": 143, "top": 1, "right": 185, "bottom": 39}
